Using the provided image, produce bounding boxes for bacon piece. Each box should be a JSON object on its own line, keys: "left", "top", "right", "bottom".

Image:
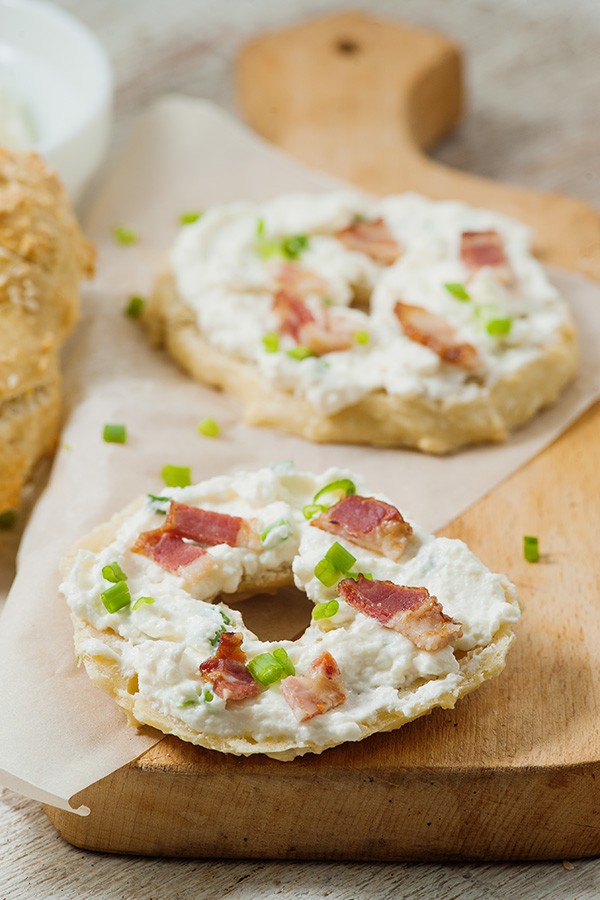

{"left": 394, "top": 301, "right": 482, "bottom": 372}
{"left": 460, "top": 230, "right": 512, "bottom": 284}
{"left": 273, "top": 289, "right": 354, "bottom": 355}
{"left": 280, "top": 652, "right": 346, "bottom": 723}
{"left": 199, "top": 631, "right": 260, "bottom": 702}
{"left": 312, "top": 494, "right": 412, "bottom": 562}
{"left": 334, "top": 217, "right": 402, "bottom": 266}
{"left": 131, "top": 528, "right": 207, "bottom": 573}
{"left": 276, "top": 262, "right": 328, "bottom": 297}
{"left": 338, "top": 575, "right": 462, "bottom": 651}
{"left": 164, "top": 501, "right": 245, "bottom": 547}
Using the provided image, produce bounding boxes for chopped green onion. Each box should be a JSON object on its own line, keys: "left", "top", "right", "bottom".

{"left": 179, "top": 210, "right": 202, "bottom": 225}
{"left": 197, "top": 418, "right": 220, "bottom": 438}
{"left": 0, "top": 510, "right": 16, "bottom": 529}
{"left": 180, "top": 697, "right": 198, "bottom": 708}
{"left": 103, "top": 424, "right": 127, "bottom": 444}
{"left": 147, "top": 493, "right": 171, "bottom": 514}
{"left": 302, "top": 503, "right": 326, "bottom": 520}
{"left": 256, "top": 218, "right": 266, "bottom": 238}
{"left": 125, "top": 295, "right": 145, "bottom": 318}
{"left": 287, "top": 346, "right": 314, "bottom": 360}
{"left": 345, "top": 570, "right": 373, "bottom": 581}
{"left": 322, "top": 296, "right": 334, "bottom": 307}
{"left": 210, "top": 626, "right": 226, "bottom": 648}
{"left": 523, "top": 535, "right": 539, "bottom": 563}
{"left": 113, "top": 226, "right": 138, "bottom": 245}
{"left": 161, "top": 465, "right": 192, "bottom": 488}
{"left": 260, "top": 518, "right": 292, "bottom": 543}
{"left": 133, "top": 595, "right": 155, "bottom": 610}
{"left": 355, "top": 330, "right": 370, "bottom": 345}
{"left": 262, "top": 331, "right": 280, "bottom": 353}
{"left": 314, "top": 557, "right": 339, "bottom": 588}
{"left": 101, "top": 581, "right": 131, "bottom": 613}
{"left": 325, "top": 541, "right": 356, "bottom": 572}
{"left": 203, "top": 688, "right": 214, "bottom": 703}
{"left": 281, "top": 234, "right": 309, "bottom": 260}
{"left": 312, "top": 600, "right": 340, "bottom": 620}
{"left": 102, "top": 561, "right": 127, "bottom": 583}
{"left": 313, "top": 478, "right": 356, "bottom": 505}
{"left": 247, "top": 653, "right": 285, "bottom": 686}
{"left": 444, "top": 282, "right": 471, "bottom": 301}
{"left": 486, "top": 317, "right": 512, "bottom": 336}
{"left": 272, "top": 647, "right": 295, "bottom": 676}
{"left": 220, "top": 610, "right": 231, "bottom": 625}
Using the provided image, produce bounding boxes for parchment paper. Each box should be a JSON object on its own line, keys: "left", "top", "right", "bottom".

{"left": 0, "top": 96, "right": 599, "bottom": 815}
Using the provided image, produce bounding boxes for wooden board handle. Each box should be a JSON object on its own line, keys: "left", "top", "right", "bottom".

{"left": 237, "top": 11, "right": 600, "bottom": 280}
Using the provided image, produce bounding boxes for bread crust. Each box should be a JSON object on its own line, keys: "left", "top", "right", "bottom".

{"left": 145, "top": 268, "right": 578, "bottom": 454}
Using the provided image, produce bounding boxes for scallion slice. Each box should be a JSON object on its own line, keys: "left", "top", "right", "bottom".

{"left": 302, "top": 503, "right": 326, "bottom": 520}
{"left": 287, "top": 346, "right": 314, "bottom": 360}
{"left": 486, "top": 317, "right": 512, "bottom": 336}
{"left": 313, "top": 478, "right": 356, "bottom": 505}
{"left": 260, "top": 518, "right": 292, "bottom": 544}
{"left": 314, "top": 558, "right": 339, "bottom": 588}
{"left": 523, "top": 535, "right": 539, "bottom": 563}
{"left": 161, "top": 465, "right": 192, "bottom": 488}
{"left": 345, "top": 570, "right": 373, "bottom": 581}
{"left": 355, "top": 330, "right": 370, "bottom": 345}
{"left": 325, "top": 541, "right": 356, "bottom": 573}
{"left": 272, "top": 647, "right": 295, "bottom": 676}
{"left": 101, "top": 580, "right": 131, "bottom": 613}
{"left": 262, "top": 331, "right": 280, "bottom": 353}
{"left": 113, "top": 226, "right": 138, "bottom": 245}
{"left": 202, "top": 688, "right": 214, "bottom": 703}
{"left": 125, "top": 295, "right": 145, "bottom": 318}
{"left": 312, "top": 600, "right": 340, "bottom": 620}
{"left": 247, "top": 653, "right": 284, "bottom": 686}
{"left": 281, "top": 234, "right": 309, "bottom": 260}
{"left": 197, "top": 418, "right": 220, "bottom": 438}
{"left": 102, "top": 561, "right": 127, "bottom": 583}
{"left": 147, "top": 493, "right": 171, "bottom": 514}
{"left": 444, "top": 282, "right": 471, "bottom": 301}
{"left": 103, "top": 423, "right": 127, "bottom": 444}
{"left": 179, "top": 210, "right": 203, "bottom": 225}
{"left": 0, "top": 510, "right": 16, "bottom": 529}
{"left": 133, "top": 596, "right": 155, "bottom": 610}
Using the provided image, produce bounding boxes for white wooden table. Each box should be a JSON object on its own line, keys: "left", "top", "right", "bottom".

{"left": 2, "top": 1, "right": 600, "bottom": 896}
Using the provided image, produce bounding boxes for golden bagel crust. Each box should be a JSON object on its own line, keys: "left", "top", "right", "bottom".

{"left": 64, "top": 495, "right": 521, "bottom": 760}
{"left": 0, "top": 149, "right": 94, "bottom": 509}
{"left": 145, "top": 269, "right": 578, "bottom": 454}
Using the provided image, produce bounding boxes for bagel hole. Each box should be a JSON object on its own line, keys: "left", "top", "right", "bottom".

{"left": 225, "top": 585, "right": 314, "bottom": 642}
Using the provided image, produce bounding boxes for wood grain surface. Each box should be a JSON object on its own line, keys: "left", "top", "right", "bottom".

{"left": 43, "top": 11, "right": 600, "bottom": 865}
{"left": 3, "top": 1, "right": 600, "bottom": 897}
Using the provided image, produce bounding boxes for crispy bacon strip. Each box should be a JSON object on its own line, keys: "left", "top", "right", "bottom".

{"left": 273, "top": 289, "right": 354, "bottom": 355}
{"left": 334, "top": 217, "right": 402, "bottom": 266}
{"left": 199, "top": 631, "right": 260, "bottom": 702}
{"left": 131, "top": 529, "right": 207, "bottom": 573}
{"left": 164, "top": 501, "right": 248, "bottom": 547}
{"left": 280, "top": 651, "right": 346, "bottom": 723}
{"left": 276, "top": 261, "right": 329, "bottom": 297}
{"left": 338, "top": 575, "right": 462, "bottom": 651}
{"left": 394, "top": 301, "right": 482, "bottom": 372}
{"left": 460, "top": 230, "right": 512, "bottom": 284}
{"left": 312, "top": 494, "right": 412, "bottom": 562}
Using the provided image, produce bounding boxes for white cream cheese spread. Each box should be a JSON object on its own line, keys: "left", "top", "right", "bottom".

{"left": 62, "top": 464, "right": 521, "bottom": 755}
{"left": 0, "top": 85, "right": 34, "bottom": 150}
{"left": 170, "top": 191, "right": 574, "bottom": 416}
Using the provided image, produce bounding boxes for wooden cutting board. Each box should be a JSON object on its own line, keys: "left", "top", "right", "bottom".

{"left": 45, "top": 13, "right": 600, "bottom": 860}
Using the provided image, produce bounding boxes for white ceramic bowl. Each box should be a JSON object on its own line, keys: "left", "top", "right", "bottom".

{"left": 0, "top": 0, "right": 113, "bottom": 201}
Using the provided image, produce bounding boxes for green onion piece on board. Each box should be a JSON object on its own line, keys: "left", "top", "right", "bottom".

{"left": 486, "top": 317, "right": 512, "bottom": 336}
{"left": 523, "top": 535, "right": 539, "bottom": 563}
{"left": 272, "top": 647, "right": 295, "bottom": 676}
{"left": 197, "top": 418, "right": 220, "bottom": 438}
{"left": 133, "top": 596, "right": 155, "bottom": 610}
{"left": 161, "top": 465, "right": 192, "bottom": 488}
{"left": 125, "top": 295, "right": 145, "bottom": 318}
{"left": 113, "top": 226, "right": 138, "bottom": 245}
{"left": 312, "top": 600, "right": 340, "bottom": 620}
{"left": 179, "top": 210, "right": 202, "bottom": 225}
{"left": 262, "top": 332, "right": 280, "bottom": 353}
{"left": 103, "top": 424, "right": 127, "bottom": 444}
{"left": 0, "top": 510, "right": 16, "bottom": 529}
{"left": 313, "top": 478, "right": 356, "bottom": 505}
{"left": 444, "top": 282, "right": 471, "bottom": 301}
{"left": 287, "top": 346, "right": 314, "bottom": 360}
{"left": 101, "top": 580, "right": 131, "bottom": 613}
{"left": 325, "top": 541, "right": 356, "bottom": 573}
{"left": 314, "top": 558, "right": 339, "bottom": 588}
{"left": 102, "top": 561, "right": 127, "bottom": 583}
{"left": 302, "top": 503, "right": 326, "bottom": 520}
{"left": 247, "top": 653, "right": 284, "bottom": 686}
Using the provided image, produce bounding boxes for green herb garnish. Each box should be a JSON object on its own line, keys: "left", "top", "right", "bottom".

{"left": 103, "top": 424, "right": 127, "bottom": 444}
{"left": 355, "top": 330, "right": 370, "bottom": 345}
{"left": 125, "top": 295, "right": 145, "bottom": 318}
{"left": 248, "top": 647, "right": 295, "bottom": 686}
{"left": 179, "top": 210, "right": 203, "bottom": 225}
{"left": 147, "top": 493, "right": 171, "bottom": 514}
{"left": 302, "top": 503, "right": 326, "bottom": 520}
{"left": 287, "top": 346, "right": 314, "bottom": 360}
{"left": 197, "top": 418, "right": 220, "bottom": 438}
{"left": 161, "top": 465, "right": 192, "bottom": 488}
{"left": 133, "top": 596, "right": 155, "bottom": 610}
{"left": 262, "top": 331, "right": 280, "bottom": 353}
{"left": 272, "top": 647, "right": 295, "bottom": 676}
{"left": 312, "top": 599, "right": 340, "bottom": 620}
{"left": 486, "top": 317, "right": 512, "bottom": 336}
{"left": 260, "top": 518, "right": 292, "bottom": 544}
{"left": 113, "top": 226, "right": 138, "bottom": 245}
{"left": 281, "top": 234, "right": 309, "bottom": 260}
{"left": 314, "top": 558, "right": 339, "bottom": 588}
{"left": 102, "top": 561, "right": 127, "bottom": 583}
{"left": 313, "top": 478, "right": 356, "bottom": 506}
{"left": 325, "top": 541, "right": 356, "bottom": 573}
{"left": 523, "top": 535, "right": 539, "bottom": 563}
{"left": 444, "top": 282, "right": 471, "bottom": 301}
{"left": 101, "top": 580, "right": 131, "bottom": 613}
